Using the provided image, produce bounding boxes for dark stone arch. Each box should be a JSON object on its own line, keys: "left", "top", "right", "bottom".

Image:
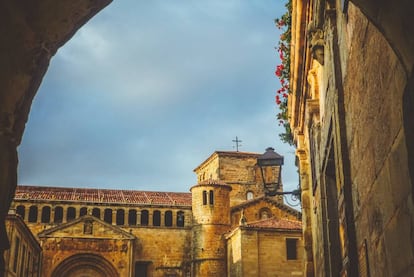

{"left": 52, "top": 253, "right": 119, "bottom": 277}
{"left": 28, "top": 205, "right": 38, "bottom": 223}
{"left": 16, "top": 205, "right": 25, "bottom": 219}
{"left": 403, "top": 65, "right": 414, "bottom": 202}
{"left": 0, "top": 0, "right": 111, "bottom": 269}
{"left": 165, "top": 210, "right": 173, "bottom": 227}
{"left": 349, "top": 0, "right": 414, "bottom": 74}
{"left": 54, "top": 206, "right": 63, "bottom": 223}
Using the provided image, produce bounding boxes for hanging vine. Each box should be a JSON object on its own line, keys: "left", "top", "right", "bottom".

{"left": 274, "top": 0, "right": 293, "bottom": 145}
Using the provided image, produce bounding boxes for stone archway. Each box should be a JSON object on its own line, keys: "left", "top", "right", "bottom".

{"left": 52, "top": 253, "right": 119, "bottom": 277}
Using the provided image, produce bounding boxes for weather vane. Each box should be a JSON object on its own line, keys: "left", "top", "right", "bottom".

{"left": 232, "top": 136, "right": 242, "bottom": 152}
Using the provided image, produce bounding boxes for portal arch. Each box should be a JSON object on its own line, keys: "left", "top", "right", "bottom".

{"left": 52, "top": 253, "right": 119, "bottom": 277}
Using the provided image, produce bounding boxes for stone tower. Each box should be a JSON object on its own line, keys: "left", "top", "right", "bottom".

{"left": 190, "top": 179, "right": 232, "bottom": 277}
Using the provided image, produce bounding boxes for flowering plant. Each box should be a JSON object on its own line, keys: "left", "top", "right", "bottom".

{"left": 274, "top": 0, "right": 293, "bottom": 145}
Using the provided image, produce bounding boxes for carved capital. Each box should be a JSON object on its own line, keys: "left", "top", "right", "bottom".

{"left": 307, "top": 22, "right": 325, "bottom": 65}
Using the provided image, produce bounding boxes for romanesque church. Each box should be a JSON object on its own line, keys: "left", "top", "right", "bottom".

{"left": 5, "top": 149, "right": 303, "bottom": 277}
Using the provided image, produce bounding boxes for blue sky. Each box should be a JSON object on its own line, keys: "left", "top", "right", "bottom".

{"left": 17, "top": 0, "right": 298, "bottom": 193}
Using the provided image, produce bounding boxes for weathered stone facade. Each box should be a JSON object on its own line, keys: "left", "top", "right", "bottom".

{"left": 289, "top": 0, "right": 414, "bottom": 276}
{"left": 4, "top": 212, "right": 41, "bottom": 277}
{"left": 8, "top": 150, "right": 303, "bottom": 276}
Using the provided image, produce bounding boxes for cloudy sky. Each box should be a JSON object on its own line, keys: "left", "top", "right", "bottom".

{"left": 17, "top": 0, "right": 298, "bottom": 193}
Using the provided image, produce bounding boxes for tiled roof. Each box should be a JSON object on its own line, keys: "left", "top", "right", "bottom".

{"left": 14, "top": 185, "right": 192, "bottom": 206}
{"left": 246, "top": 217, "right": 302, "bottom": 231}
{"left": 231, "top": 196, "right": 301, "bottom": 217}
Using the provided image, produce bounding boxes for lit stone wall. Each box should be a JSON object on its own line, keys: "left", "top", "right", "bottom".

{"left": 194, "top": 152, "right": 282, "bottom": 207}
{"left": 290, "top": 0, "right": 413, "bottom": 276}
{"left": 191, "top": 181, "right": 231, "bottom": 277}
{"left": 226, "top": 228, "right": 303, "bottom": 277}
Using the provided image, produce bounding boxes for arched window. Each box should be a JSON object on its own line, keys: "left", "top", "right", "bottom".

{"left": 41, "top": 206, "right": 51, "bottom": 223}
{"left": 202, "top": 191, "right": 207, "bottom": 205}
{"left": 16, "top": 205, "right": 25, "bottom": 219}
{"left": 177, "top": 211, "right": 185, "bottom": 227}
{"left": 28, "top": 206, "right": 38, "bottom": 223}
{"left": 54, "top": 206, "right": 63, "bottom": 223}
{"left": 128, "top": 210, "right": 137, "bottom": 226}
{"left": 153, "top": 210, "right": 161, "bottom": 226}
{"left": 104, "top": 208, "right": 112, "bottom": 224}
{"left": 141, "top": 210, "right": 149, "bottom": 226}
{"left": 116, "top": 209, "right": 125, "bottom": 225}
{"left": 67, "top": 207, "right": 76, "bottom": 221}
{"left": 246, "top": 191, "right": 254, "bottom": 200}
{"left": 92, "top": 208, "right": 101, "bottom": 219}
{"left": 165, "top": 211, "right": 173, "bottom": 227}
{"left": 209, "top": 190, "right": 214, "bottom": 205}
{"left": 80, "top": 207, "right": 87, "bottom": 217}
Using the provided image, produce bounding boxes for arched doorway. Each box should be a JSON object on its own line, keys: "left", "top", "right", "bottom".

{"left": 52, "top": 253, "right": 119, "bottom": 277}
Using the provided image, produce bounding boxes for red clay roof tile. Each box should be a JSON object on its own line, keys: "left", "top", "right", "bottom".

{"left": 15, "top": 185, "right": 192, "bottom": 207}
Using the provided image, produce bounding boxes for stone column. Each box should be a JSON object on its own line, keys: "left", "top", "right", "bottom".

{"left": 37, "top": 206, "right": 42, "bottom": 223}
{"left": 136, "top": 211, "right": 141, "bottom": 226}
{"left": 112, "top": 210, "right": 117, "bottom": 225}
{"left": 172, "top": 211, "right": 177, "bottom": 227}
{"left": 148, "top": 211, "right": 153, "bottom": 227}
{"left": 23, "top": 205, "right": 29, "bottom": 222}
{"left": 160, "top": 211, "right": 165, "bottom": 227}
{"left": 62, "top": 207, "right": 67, "bottom": 223}
{"left": 126, "top": 209, "right": 130, "bottom": 226}
{"left": 50, "top": 207, "right": 55, "bottom": 224}
{"left": 297, "top": 143, "right": 315, "bottom": 277}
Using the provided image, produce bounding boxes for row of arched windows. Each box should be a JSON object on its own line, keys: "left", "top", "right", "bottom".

{"left": 15, "top": 205, "right": 185, "bottom": 227}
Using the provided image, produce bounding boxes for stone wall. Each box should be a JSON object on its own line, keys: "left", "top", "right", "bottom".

{"left": 289, "top": 0, "right": 414, "bottom": 276}
{"left": 226, "top": 228, "right": 303, "bottom": 277}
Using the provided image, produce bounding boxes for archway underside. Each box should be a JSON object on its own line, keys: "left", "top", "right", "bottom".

{"left": 52, "top": 253, "right": 119, "bottom": 277}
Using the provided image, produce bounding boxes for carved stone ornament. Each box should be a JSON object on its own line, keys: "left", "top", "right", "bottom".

{"left": 307, "top": 22, "right": 325, "bottom": 65}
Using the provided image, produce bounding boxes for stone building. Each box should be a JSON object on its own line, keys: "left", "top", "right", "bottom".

{"left": 9, "top": 150, "right": 303, "bottom": 277}
{"left": 288, "top": 0, "right": 414, "bottom": 276}
{"left": 4, "top": 211, "right": 41, "bottom": 277}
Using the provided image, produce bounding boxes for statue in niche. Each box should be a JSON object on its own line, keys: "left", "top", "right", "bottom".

{"left": 84, "top": 220, "right": 93, "bottom": 234}
{"left": 307, "top": 21, "right": 325, "bottom": 65}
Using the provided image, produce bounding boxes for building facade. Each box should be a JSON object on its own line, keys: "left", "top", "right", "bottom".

{"left": 8, "top": 150, "right": 303, "bottom": 277}
{"left": 4, "top": 211, "right": 42, "bottom": 277}
{"left": 288, "top": 0, "right": 414, "bottom": 276}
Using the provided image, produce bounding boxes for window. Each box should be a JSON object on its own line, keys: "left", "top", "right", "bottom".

{"left": 92, "top": 208, "right": 101, "bottom": 219}
{"left": 67, "top": 207, "right": 76, "bottom": 221}
{"left": 116, "top": 209, "right": 125, "bottom": 225}
{"left": 128, "top": 209, "right": 137, "bottom": 226}
{"left": 286, "top": 238, "right": 298, "bottom": 260}
{"left": 28, "top": 206, "right": 38, "bottom": 223}
{"left": 79, "top": 207, "right": 87, "bottom": 217}
{"left": 177, "top": 211, "right": 185, "bottom": 227}
{"left": 104, "top": 208, "right": 112, "bottom": 224}
{"left": 135, "top": 262, "right": 148, "bottom": 277}
{"left": 13, "top": 237, "right": 20, "bottom": 272}
{"left": 16, "top": 205, "right": 25, "bottom": 219}
{"left": 153, "top": 210, "right": 161, "bottom": 226}
{"left": 41, "top": 206, "right": 51, "bottom": 223}
{"left": 246, "top": 191, "right": 254, "bottom": 200}
{"left": 54, "top": 206, "right": 63, "bottom": 223}
{"left": 141, "top": 210, "right": 149, "bottom": 226}
{"left": 26, "top": 251, "right": 31, "bottom": 277}
{"left": 20, "top": 244, "right": 26, "bottom": 277}
{"left": 202, "top": 190, "right": 207, "bottom": 205}
{"left": 209, "top": 190, "right": 214, "bottom": 205}
{"left": 165, "top": 211, "right": 173, "bottom": 227}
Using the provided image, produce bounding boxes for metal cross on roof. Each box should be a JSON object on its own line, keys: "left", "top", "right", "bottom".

{"left": 232, "top": 136, "right": 242, "bottom": 152}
